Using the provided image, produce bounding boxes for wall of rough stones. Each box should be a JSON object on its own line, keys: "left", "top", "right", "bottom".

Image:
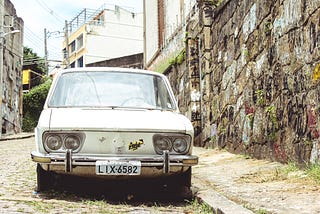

{"left": 166, "top": 0, "right": 320, "bottom": 164}
{"left": 198, "top": 0, "right": 320, "bottom": 164}
{"left": 1, "top": 0, "right": 24, "bottom": 135}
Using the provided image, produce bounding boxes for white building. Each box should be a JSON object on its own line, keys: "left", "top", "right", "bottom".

{"left": 62, "top": 5, "right": 143, "bottom": 68}
{"left": 143, "top": 0, "right": 197, "bottom": 72}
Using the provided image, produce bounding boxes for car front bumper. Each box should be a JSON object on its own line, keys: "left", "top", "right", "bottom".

{"left": 31, "top": 150, "right": 198, "bottom": 177}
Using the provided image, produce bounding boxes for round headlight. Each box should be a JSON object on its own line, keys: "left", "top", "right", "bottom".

{"left": 173, "top": 138, "right": 188, "bottom": 153}
{"left": 64, "top": 135, "right": 81, "bottom": 151}
{"left": 46, "top": 135, "right": 62, "bottom": 151}
{"left": 154, "top": 137, "right": 172, "bottom": 153}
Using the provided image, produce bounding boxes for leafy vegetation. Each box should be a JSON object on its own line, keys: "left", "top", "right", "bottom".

{"left": 257, "top": 208, "right": 268, "bottom": 214}
{"left": 265, "top": 105, "right": 278, "bottom": 140}
{"left": 282, "top": 162, "right": 299, "bottom": 174}
{"left": 278, "top": 162, "right": 320, "bottom": 184}
{"left": 23, "top": 47, "right": 45, "bottom": 73}
{"left": 306, "top": 164, "right": 320, "bottom": 183}
{"left": 176, "top": 49, "right": 186, "bottom": 65}
{"left": 22, "top": 78, "right": 52, "bottom": 132}
{"left": 186, "top": 198, "right": 214, "bottom": 213}
{"left": 155, "top": 49, "right": 186, "bottom": 73}
{"left": 255, "top": 89, "right": 265, "bottom": 106}
{"left": 22, "top": 46, "right": 49, "bottom": 132}
{"left": 169, "top": 49, "right": 186, "bottom": 66}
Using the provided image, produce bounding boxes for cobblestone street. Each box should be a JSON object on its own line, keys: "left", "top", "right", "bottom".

{"left": 0, "top": 137, "right": 207, "bottom": 214}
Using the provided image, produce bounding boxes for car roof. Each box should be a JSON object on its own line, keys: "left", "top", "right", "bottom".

{"left": 56, "top": 67, "right": 165, "bottom": 78}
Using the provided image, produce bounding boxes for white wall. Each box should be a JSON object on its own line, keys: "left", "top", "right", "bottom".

{"left": 164, "top": 0, "right": 180, "bottom": 41}
{"left": 164, "top": 0, "right": 196, "bottom": 40}
{"left": 144, "top": 0, "right": 159, "bottom": 66}
{"left": 144, "top": 0, "right": 197, "bottom": 70}
{"left": 86, "top": 7, "right": 143, "bottom": 65}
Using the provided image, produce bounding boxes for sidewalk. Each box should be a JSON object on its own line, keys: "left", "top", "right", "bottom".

{"left": 192, "top": 147, "right": 320, "bottom": 214}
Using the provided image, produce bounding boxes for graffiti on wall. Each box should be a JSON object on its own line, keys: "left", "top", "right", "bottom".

{"left": 188, "top": 38, "right": 201, "bottom": 137}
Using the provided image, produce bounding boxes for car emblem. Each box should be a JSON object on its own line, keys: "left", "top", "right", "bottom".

{"left": 113, "top": 138, "right": 124, "bottom": 154}
{"left": 99, "top": 137, "right": 106, "bottom": 143}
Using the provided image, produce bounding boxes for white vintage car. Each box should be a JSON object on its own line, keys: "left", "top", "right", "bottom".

{"left": 31, "top": 67, "right": 198, "bottom": 192}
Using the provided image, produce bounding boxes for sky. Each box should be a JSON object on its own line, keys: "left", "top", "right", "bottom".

{"left": 9, "top": 0, "right": 143, "bottom": 67}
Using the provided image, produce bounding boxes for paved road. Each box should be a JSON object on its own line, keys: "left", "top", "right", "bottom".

{"left": 0, "top": 137, "right": 209, "bottom": 214}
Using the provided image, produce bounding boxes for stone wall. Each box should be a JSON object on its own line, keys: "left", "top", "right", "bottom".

{"left": 197, "top": 0, "right": 320, "bottom": 164}
{"left": 1, "top": 0, "right": 24, "bottom": 135}
{"left": 166, "top": 0, "right": 320, "bottom": 164}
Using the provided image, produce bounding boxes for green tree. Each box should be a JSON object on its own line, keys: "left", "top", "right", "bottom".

{"left": 22, "top": 78, "right": 52, "bottom": 132}
{"left": 22, "top": 47, "right": 50, "bottom": 132}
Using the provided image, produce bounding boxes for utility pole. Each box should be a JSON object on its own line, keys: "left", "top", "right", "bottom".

{"left": 44, "top": 28, "right": 48, "bottom": 75}
{"left": 64, "top": 20, "right": 70, "bottom": 68}
{"left": 0, "top": 0, "right": 4, "bottom": 138}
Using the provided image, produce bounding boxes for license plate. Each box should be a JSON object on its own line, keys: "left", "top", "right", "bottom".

{"left": 95, "top": 160, "right": 141, "bottom": 175}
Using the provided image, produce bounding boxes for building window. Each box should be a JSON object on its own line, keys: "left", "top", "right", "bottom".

{"left": 62, "top": 48, "right": 67, "bottom": 59}
{"left": 70, "top": 41, "right": 76, "bottom": 53}
{"left": 70, "top": 61, "right": 75, "bottom": 68}
{"left": 77, "top": 56, "right": 83, "bottom": 67}
{"left": 77, "top": 34, "right": 83, "bottom": 50}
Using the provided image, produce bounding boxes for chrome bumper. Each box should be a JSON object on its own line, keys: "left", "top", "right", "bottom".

{"left": 31, "top": 150, "right": 198, "bottom": 174}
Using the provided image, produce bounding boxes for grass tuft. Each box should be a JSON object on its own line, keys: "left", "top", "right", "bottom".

{"left": 306, "top": 164, "right": 320, "bottom": 183}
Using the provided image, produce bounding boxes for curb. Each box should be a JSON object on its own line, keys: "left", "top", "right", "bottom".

{"left": 192, "top": 176, "right": 254, "bottom": 214}
{"left": 0, "top": 133, "right": 35, "bottom": 141}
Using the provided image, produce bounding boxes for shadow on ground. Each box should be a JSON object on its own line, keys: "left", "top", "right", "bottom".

{"left": 35, "top": 174, "right": 195, "bottom": 206}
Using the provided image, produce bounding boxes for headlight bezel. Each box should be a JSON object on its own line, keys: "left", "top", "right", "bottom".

{"left": 42, "top": 131, "right": 85, "bottom": 153}
{"left": 153, "top": 133, "right": 192, "bottom": 155}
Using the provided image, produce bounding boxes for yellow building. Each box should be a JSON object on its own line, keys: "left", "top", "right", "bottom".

{"left": 22, "top": 69, "right": 45, "bottom": 92}
{"left": 22, "top": 69, "right": 30, "bottom": 91}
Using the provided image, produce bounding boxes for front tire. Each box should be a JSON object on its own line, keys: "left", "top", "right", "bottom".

{"left": 180, "top": 167, "right": 192, "bottom": 188}
{"left": 178, "top": 167, "right": 192, "bottom": 199}
{"left": 36, "top": 164, "right": 52, "bottom": 192}
{"left": 165, "top": 167, "right": 193, "bottom": 199}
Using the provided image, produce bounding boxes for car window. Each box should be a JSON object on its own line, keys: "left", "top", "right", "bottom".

{"left": 48, "top": 71, "right": 176, "bottom": 110}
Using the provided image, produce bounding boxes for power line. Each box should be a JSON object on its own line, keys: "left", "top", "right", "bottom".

{"left": 23, "top": 58, "right": 44, "bottom": 62}
{"left": 0, "top": 2, "right": 43, "bottom": 50}
{"left": 34, "top": 0, "right": 65, "bottom": 24}
{"left": 4, "top": 1, "right": 64, "bottom": 58}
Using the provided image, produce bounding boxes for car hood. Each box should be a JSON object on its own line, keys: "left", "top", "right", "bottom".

{"left": 42, "top": 108, "right": 192, "bottom": 133}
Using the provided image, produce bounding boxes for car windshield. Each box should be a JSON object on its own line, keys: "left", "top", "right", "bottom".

{"left": 48, "top": 71, "right": 176, "bottom": 110}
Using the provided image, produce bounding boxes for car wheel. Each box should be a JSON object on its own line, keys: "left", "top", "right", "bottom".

{"left": 36, "top": 164, "right": 52, "bottom": 192}
{"left": 165, "top": 167, "right": 192, "bottom": 187}
{"left": 163, "top": 167, "right": 192, "bottom": 198}
{"left": 180, "top": 167, "right": 193, "bottom": 198}
{"left": 177, "top": 167, "right": 192, "bottom": 187}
